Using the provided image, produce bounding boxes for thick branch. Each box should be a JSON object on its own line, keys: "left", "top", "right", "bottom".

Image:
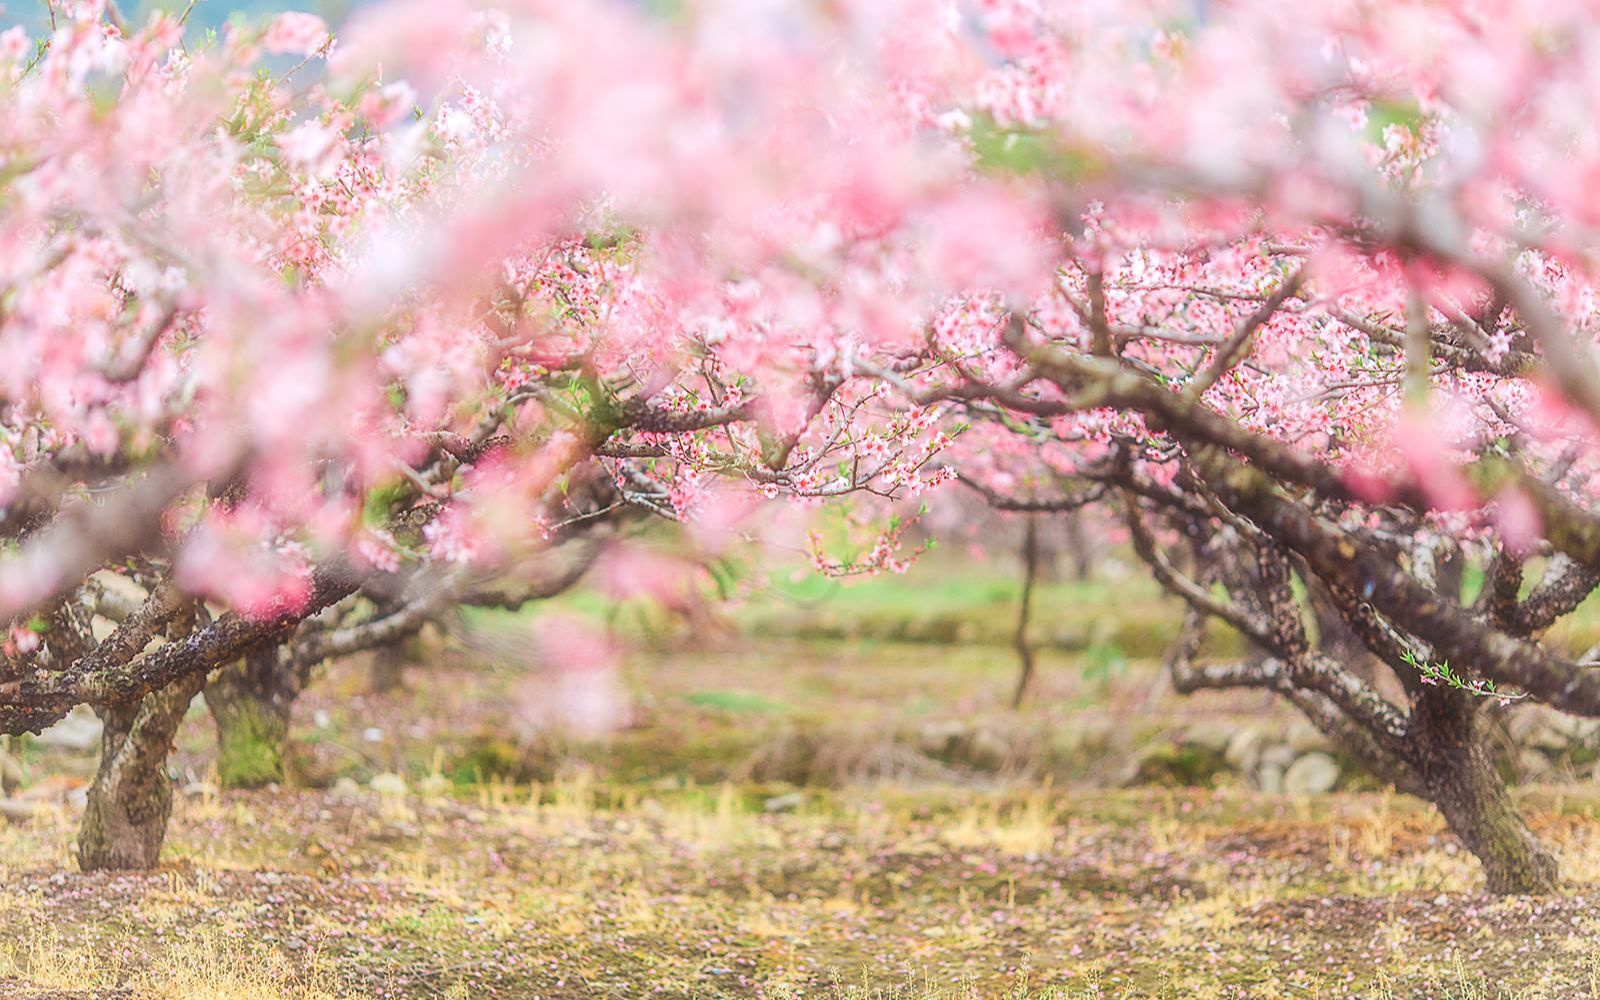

{"left": 1193, "top": 446, "right": 1600, "bottom": 716}
{"left": 0, "top": 566, "right": 360, "bottom": 736}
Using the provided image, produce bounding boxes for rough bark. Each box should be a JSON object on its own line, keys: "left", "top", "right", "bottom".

{"left": 1190, "top": 446, "right": 1600, "bottom": 716}
{"left": 77, "top": 673, "right": 204, "bottom": 871}
{"left": 1408, "top": 692, "right": 1559, "bottom": 894}
{"left": 0, "top": 567, "right": 361, "bottom": 737}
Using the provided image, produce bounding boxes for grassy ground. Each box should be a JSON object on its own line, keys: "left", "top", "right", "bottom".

{"left": 5, "top": 558, "right": 1600, "bottom": 997}
{"left": 6, "top": 778, "right": 1600, "bottom": 997}
{"left": 723, "top": 557, "right": 1600, "bottom": 661}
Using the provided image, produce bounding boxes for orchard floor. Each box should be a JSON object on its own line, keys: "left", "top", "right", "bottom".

{"left": 4, "top": 564, "right": 1600, "bottom": 998}
{"left": 5, "top": 781, "right": 1600, "bottom": 997}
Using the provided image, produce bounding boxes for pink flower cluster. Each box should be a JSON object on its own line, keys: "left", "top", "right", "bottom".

{"left": 1, "top": 0, "right": 1599, "bottom": 626}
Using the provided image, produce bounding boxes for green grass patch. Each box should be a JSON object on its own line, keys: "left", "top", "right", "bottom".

{"left": 684, "top": 690, "right": 787, "bottom": 714}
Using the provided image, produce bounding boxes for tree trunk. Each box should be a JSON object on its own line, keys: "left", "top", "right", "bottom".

{"left": 1012, "top": 516, "right": 1040, "bottom": 708}
{"left": 369, "top": 641, "right": 407, "bottom": 695}
{"left": 1411, "top": 693, "right": 1558, "bottom": 894}
{"left": 1060, "top": 508, "right": 1093, "bottom": 581}
{"left": 78, "top": 674, "right": 204, "bottom": 871}
{"left": 204, "top": 644, "right": 299, "bottom": 789}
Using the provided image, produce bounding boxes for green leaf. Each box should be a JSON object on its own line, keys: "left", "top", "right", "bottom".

{"left": 967, "top": 113, "right": 1099, "bottom": 181}
{"left": 362, "top": 482, "right": 410, "bottom": 527}
{"left": 1366, "top": 99, "right": 1426, "bottom": 142}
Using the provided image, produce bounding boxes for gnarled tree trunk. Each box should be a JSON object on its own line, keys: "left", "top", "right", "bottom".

{"left": 78, "top": 673, "right": 205, "bottom": 871}
{"left": 1166, "top": 521, "right": 1559, "bottom": 895}
{"left": 204, "top": 643, "right": 302, "bottom": 789}
{"left": 1410, "top": 693, "right": 1558, "bottom": 894}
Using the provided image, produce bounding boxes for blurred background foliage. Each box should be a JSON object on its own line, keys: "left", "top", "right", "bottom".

{"left": 4, "top": 1, "right": 358, "bottom": 33}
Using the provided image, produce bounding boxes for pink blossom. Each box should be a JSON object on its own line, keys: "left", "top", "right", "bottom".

{"left": 1392, "top": 411, "right": 1477, "bottom": 513}
{"left": 263, "top": 12, "right": 329, "bottom": 57}
{"left": 8, "top": 624, "right": 39, "bottom": 657}
{"left": 278, "top": 120, "right": 340, "bottom": 172}
{"left": 594, "top": 545, "right": 693, "bottom": 609}
{"left": 81, "top": 410, "right": 118, "bottom": 456}
{"left": 512, "top": 615, "right": 627, "bottom": 738}
{"left": 1494, "top": 489, "right": 1543, "bottom": 557}
{"left": 359, "top": 81, "right": 418, "bottom": 129}
{"left": 355, "top": 529, "right": 402, "bottom": 574}
{"left": 0, "top": 26, "right": 28, "bottom": 64}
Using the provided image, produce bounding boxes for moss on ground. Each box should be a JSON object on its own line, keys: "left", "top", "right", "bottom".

{"left": 214, "top": 701, "right": 287, "bottom": 790}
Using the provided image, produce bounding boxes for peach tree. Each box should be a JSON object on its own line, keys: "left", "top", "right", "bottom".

{"left": 9, "top": 0, "right": 1600, "bottom": 900}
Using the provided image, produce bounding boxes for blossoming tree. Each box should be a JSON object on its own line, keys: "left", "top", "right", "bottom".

{"left": 899, "top": 0, "right": 1600, "bottom": 894}
{"left": 0, "top": 0, "right": 1035, "bottom": 868}
{"left": 9, "top": 0, "right": 1600, "bottom": 895}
